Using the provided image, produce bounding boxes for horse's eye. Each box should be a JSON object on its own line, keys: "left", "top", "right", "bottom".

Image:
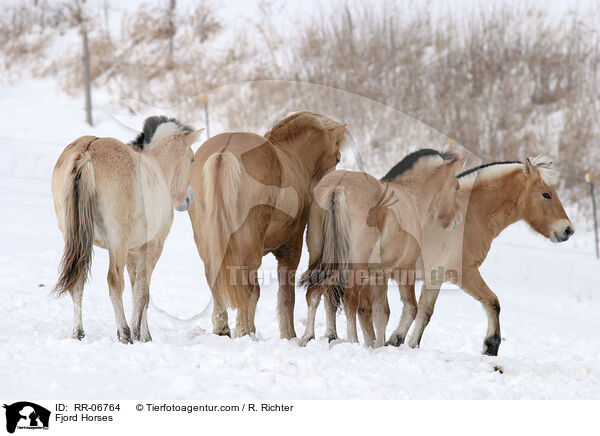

{"left": 190, "top": 158, "right": 194, "bottom": 164}
{"left": 542, "top": 192, "right": 551, "bottom": 200}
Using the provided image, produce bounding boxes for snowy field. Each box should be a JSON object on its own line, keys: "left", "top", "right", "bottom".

{"left": 1, "top": 81, "right": 600, "bottom": 400}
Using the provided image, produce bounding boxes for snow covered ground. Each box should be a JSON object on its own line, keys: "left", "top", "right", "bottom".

{"left": 1, "top": 80, "right": 599, "bottom": 400}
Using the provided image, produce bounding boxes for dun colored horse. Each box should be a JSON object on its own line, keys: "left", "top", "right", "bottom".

{"left": 188, "top": 111, "right": 347, "bottom": 338}
{"left": 299, "top": 149, "right": 466, "bottom": 347}
{"left": 52, "top": 116, "right": 203, "bottom": 343}
{"left": 333, "top": 156, "right": 573, "bottom": 355}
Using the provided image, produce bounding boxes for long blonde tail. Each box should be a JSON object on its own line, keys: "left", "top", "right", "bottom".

{"left": 202, "top": 152, "right": 248, "bottom": 308}
{"left": 53, "top": 152, "right": 96, "bottom": 296}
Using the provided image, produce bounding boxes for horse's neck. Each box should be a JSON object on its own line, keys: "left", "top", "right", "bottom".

{"left": 139, "top": 151, "right": 173, "bottom": 197}
{"left": 396, "top": 177, "right": 437, "bottom": 222}
{"left": 142, "top": 149, "right": 172, "bottom": 183}
{"left": 387, "top": 178, "right": 435, "bottom": 245}
{"left": 274, "top": 140, "right": 317, "bottom": 197}
{"left": 470, "top": 175, "right": 522, "bottom": 238}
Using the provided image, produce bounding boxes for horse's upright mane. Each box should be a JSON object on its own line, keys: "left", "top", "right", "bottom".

{"left": 130, "top": 115, "right": 193, "bottom": 150}
{"left": 381, "top": 149, "right": 459, "bottom": 182}
{"left": 458, "top": 155, "right": 558, "bottom": 188}
{"left": 264, "top": 110, "right": 344, "bottom": 144}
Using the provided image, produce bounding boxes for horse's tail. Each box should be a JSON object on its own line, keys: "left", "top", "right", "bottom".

{"left": 53, "top": 151, "right": 96, "bottom": 297}
{"left": 202, "top": 151, "right": 247, "bottom": 308}
{"left": 300, "top": 186, "right": 351, "bottom": 307}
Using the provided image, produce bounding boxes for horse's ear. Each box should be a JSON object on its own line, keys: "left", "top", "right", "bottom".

{"left": 333, "top": 124, "right": 347, "bottom": 137}
{"left": 523, "top": 158, "right": 539, "bottom": 179}
{"left": 185, "top": 128, "right": 204, "bottom": 146}
{"left": 449, "top": 156, "right": 467, "bottom": 173}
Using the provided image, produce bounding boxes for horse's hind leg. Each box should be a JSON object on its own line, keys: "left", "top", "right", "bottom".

{"left": 323, "top": 294, "right": 339, "bottom": 342}
{"left": 357, "top": 288, "right": 375, "bottom": 347}
{"left": 211, "top": 294, "right": 230, "bottom": 337}
{"left": 107, "top": 245, "right": 131, "bottom": 344}
{"left": 372, "top": 284, "right": 390, "bottom": 348}
{"left": 299, "top": 284, "right": 324, "bottom": 346}
{"left": 69, "top": 282, "right": 85, "bottom": 340}
{"left": 344, "top": 287, "right": 360, "bottom": 343}
{"left": 274, "top": 232, "right": 303, "bottom": 340}
{"left": 387, "top": 283, "right": 418, "bottom": 347}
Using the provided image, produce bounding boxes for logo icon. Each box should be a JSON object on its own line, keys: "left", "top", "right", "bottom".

{"left": 3, "top": 402, "right": 50, "bottom": 434}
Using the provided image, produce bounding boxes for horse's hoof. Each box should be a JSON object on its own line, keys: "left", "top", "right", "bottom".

{"left": 140, "top": 331, "right": 152, "bottom": 343}
{"left": 117, "top": 327, "right": 132, "bottom": 344}
{"left": 298, "top": 335, "right": 314, "bottom": 347}
{"left": 483, "top": 335, "right": 501, "bottom": 356}
{"left": 407, "top": 338, "right": 420, "bottom": 349}
{"left": 386, "top": 334, "right": 405, "bottom": 347}
{"left": 71, "top": 329, "right": 85, "bottom": 340}
{"left": 327, "top": 334, "right": 338, "bottom": 343}
{"left": 214, "top": 327, "right": 231, "bottom": 337}
{"left": 131, "top": 328, "right": 140, "bottom": 342}
{"left": 280, "top": 330, "right": 297, "bottom": 340}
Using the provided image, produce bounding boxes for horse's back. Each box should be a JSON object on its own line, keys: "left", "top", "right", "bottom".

{"left": 190, "top": 131, "right": 285, "bottom": 247}
{"left": 52, "top": 136, "right": 140, "bottom": 247}
{"left": 192, "top": 131, "right": 281, "bottom": 190}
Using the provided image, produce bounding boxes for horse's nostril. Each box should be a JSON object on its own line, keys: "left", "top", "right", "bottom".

{"left": 565, "top": 226, "right": 574, "bottom": 237}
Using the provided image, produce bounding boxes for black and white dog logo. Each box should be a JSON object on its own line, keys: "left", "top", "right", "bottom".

{"left": 3, "top": 402, "right": 50, "bottom": 434}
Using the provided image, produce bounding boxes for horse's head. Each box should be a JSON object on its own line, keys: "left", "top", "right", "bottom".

{"left": 266, "top": 111, "right": 348, "bottom": 182}
{"left": 133, "top": 116, "right": 204, "bottom": 212}
{"left": 168, "top": 128, "right": 204, "bottom": 212}
{"left": 518, "top": 157, "right": 574, "bottom": 242}
{"left": 321, "top": 120, "right": 348, "bottom": 173}
{"left": 430, "top": 154, "right": 466, "bottom": 230}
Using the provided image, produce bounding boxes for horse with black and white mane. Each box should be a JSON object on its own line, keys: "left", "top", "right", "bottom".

{"left": 340, "top": 156, "right": 574, "bottom": 355}
{"left": 51, "top": 116, "right": 203, "bottom": 343}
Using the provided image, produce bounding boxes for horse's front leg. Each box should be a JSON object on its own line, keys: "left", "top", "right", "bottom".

{"left": 234, "top": 281, "right": 260, "bottom": 338}
{"left": 274, "top": 233, "right": 303, "bottom": 339}
{"left": 128, "top": 240, "right": 165, "bottom": 342}
{"left": 372, "top": 284, "right": 390, "bottom": 348}
{"left": 128, "top": 246, "right": 148, "bottom": 343}
{"left": 461, "top": 268, "right": 501, "bottom": 356}
{"left": 233, "top": 256, "right": 261, "bottom": 338}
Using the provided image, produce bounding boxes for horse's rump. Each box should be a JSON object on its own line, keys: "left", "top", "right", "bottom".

{"left": 53, "top": 137, "right": 97, "bottom": 296}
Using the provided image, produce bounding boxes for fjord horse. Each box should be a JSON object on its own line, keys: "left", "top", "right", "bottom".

{"left": 348, "top": 156, "right": 573, "bottom": 355}
{"left": 52, "top": 116, "right": 203, "bottom": 343}
{"left": 188, "top": 111, "right": 347, "bottom": 338}
{"left": 299, "top": 149, "right": 466, "bottom": 347}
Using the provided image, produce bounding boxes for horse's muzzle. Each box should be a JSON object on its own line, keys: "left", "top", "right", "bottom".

{"left": 550, "top": 220, "right": 575, "bottom": 242}
{"left": 175, "top": 186, "right": 194, "bottom": 212}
